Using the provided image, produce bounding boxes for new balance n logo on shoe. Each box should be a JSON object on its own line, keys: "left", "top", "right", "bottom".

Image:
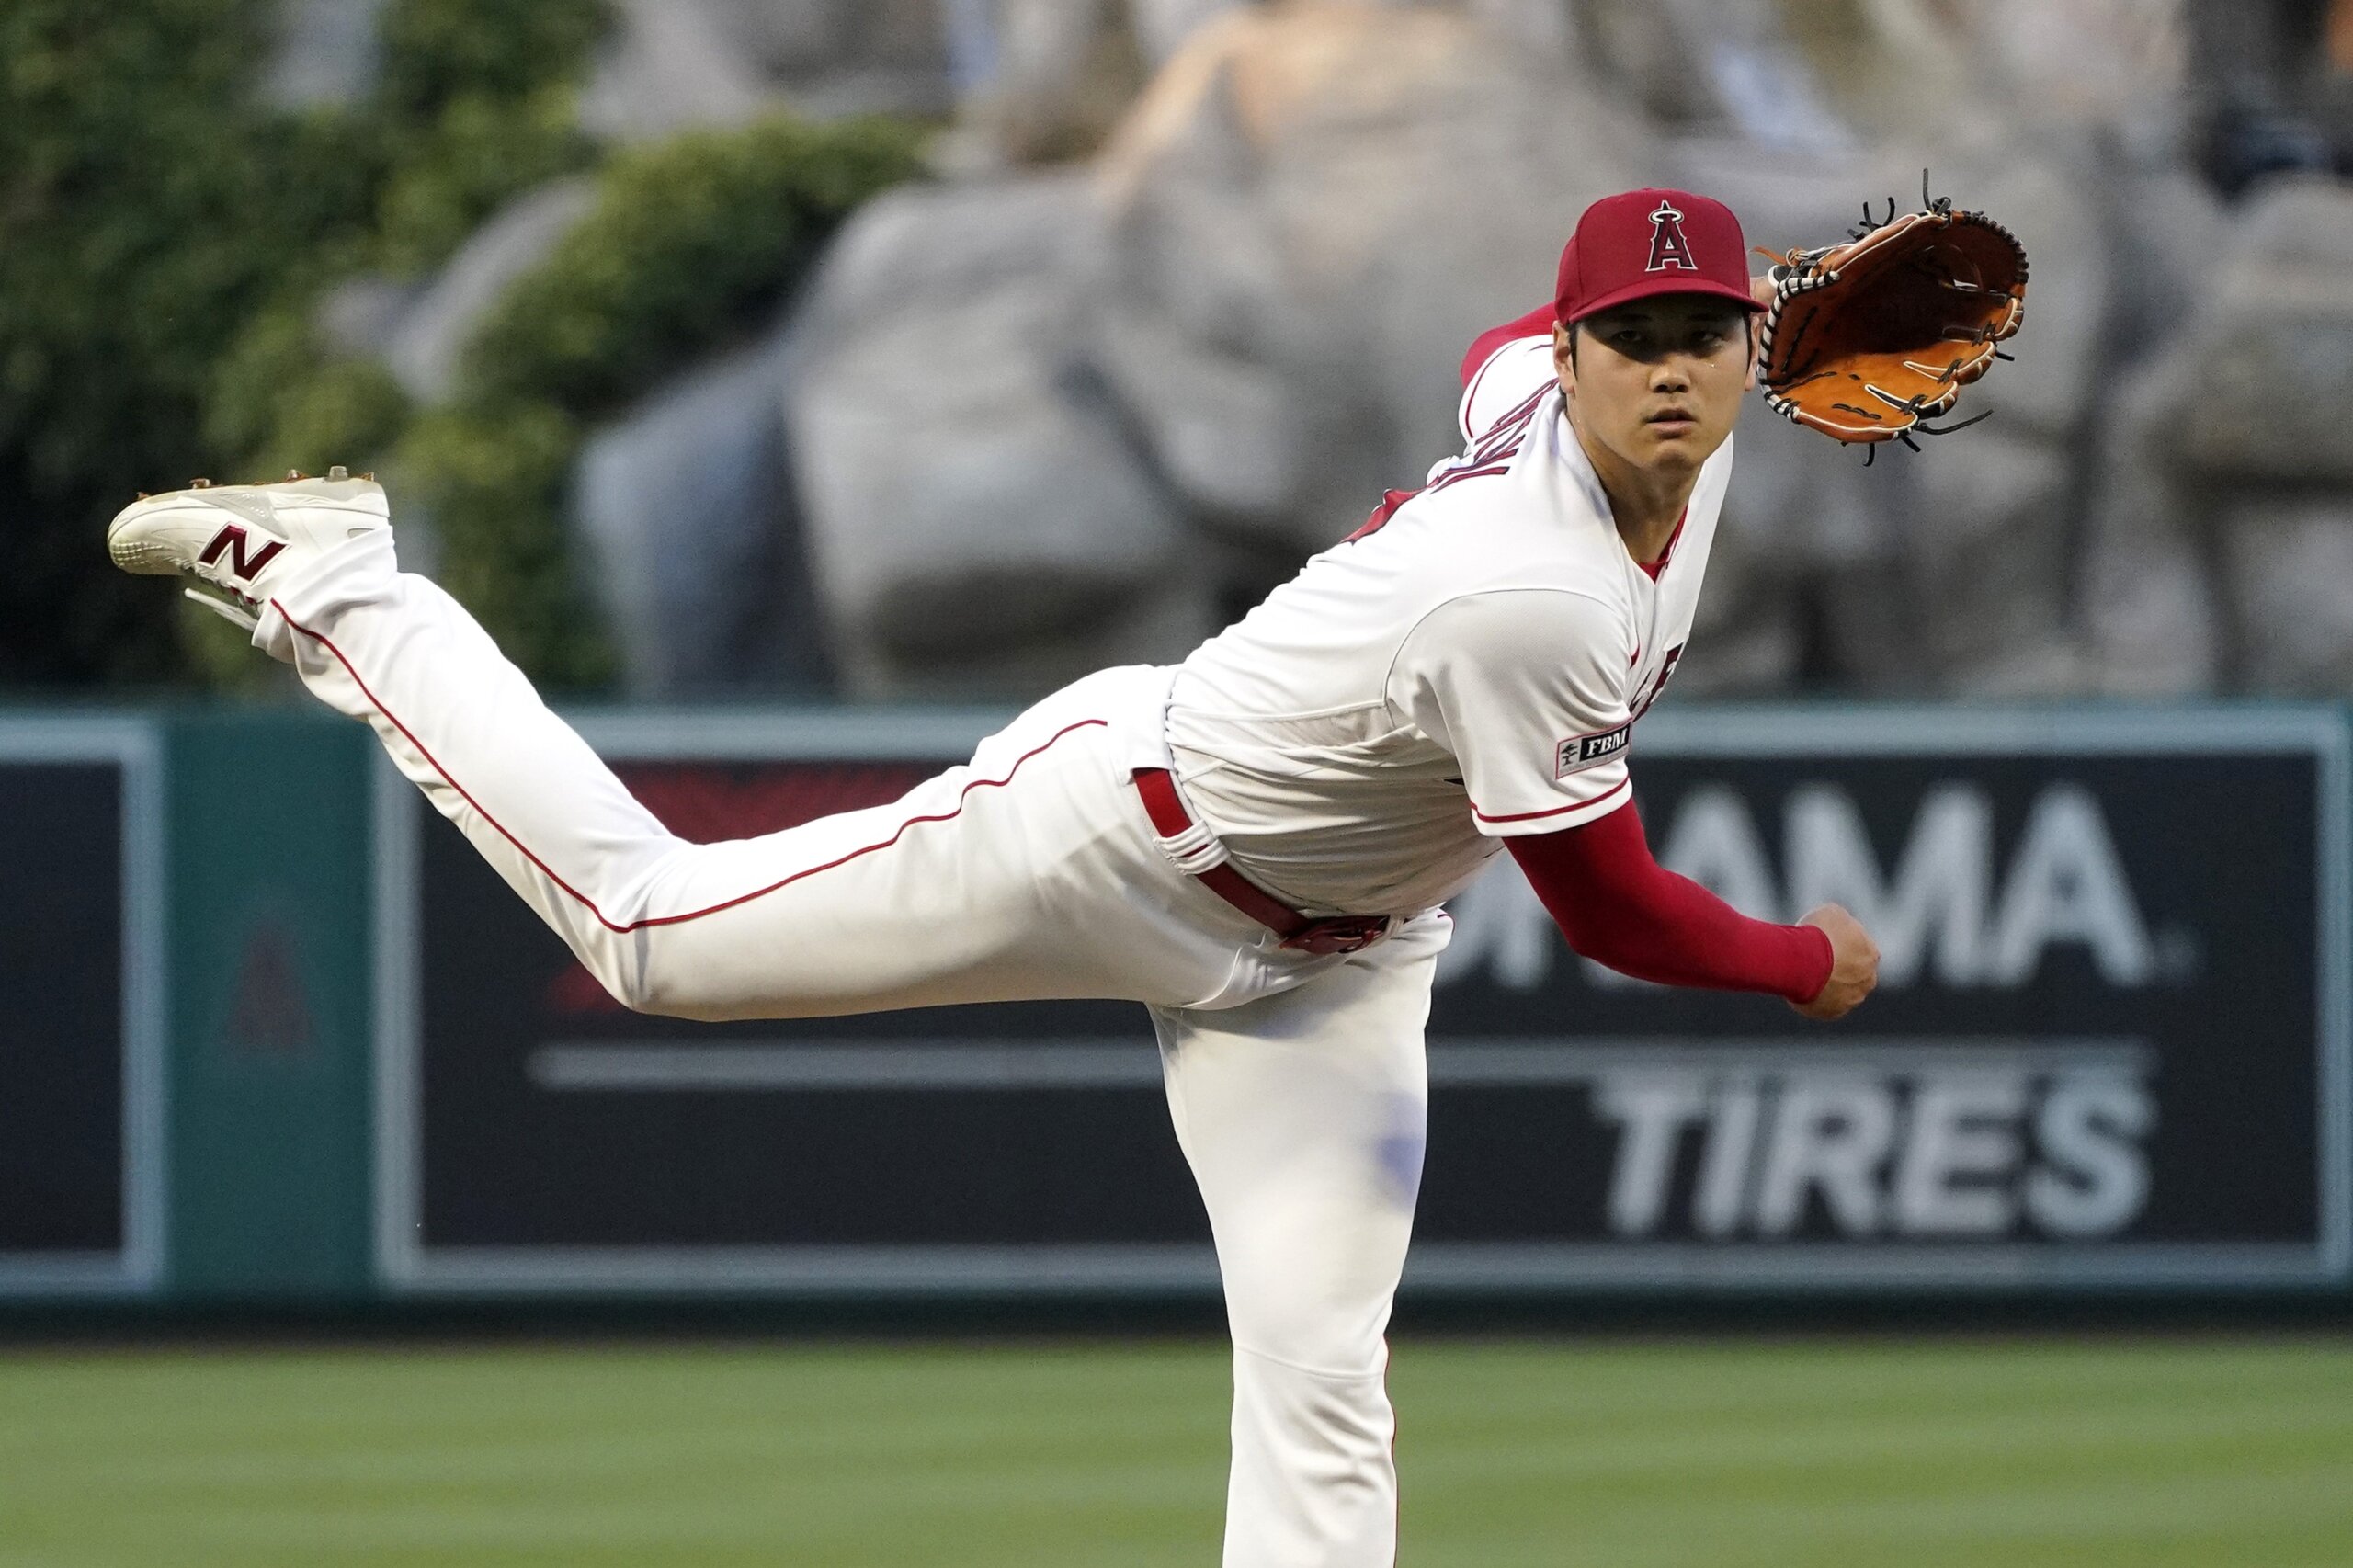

{"left": 199, "top": 524, "right": 286, "bottom": 581}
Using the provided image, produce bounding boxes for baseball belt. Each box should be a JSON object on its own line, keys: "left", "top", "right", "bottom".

{"left": 1131, "top": 767, "right": 1393, "bottom": 956}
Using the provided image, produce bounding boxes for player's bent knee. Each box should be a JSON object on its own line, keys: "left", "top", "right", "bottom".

{"left": 614, "top": 964, "right": 724, "bottom": 1022}
{"left": 1225, "top": 1296, "right": 1391, "bottom": 1381}
{"left": 573, "top": 946, "right": 706, "bottom": 1021}
{"left": 617, "top": 948, "right": 787, "bottom": 1022}
{"left": 1217, "top": 1219, "right": 1410, "bottom": 1377}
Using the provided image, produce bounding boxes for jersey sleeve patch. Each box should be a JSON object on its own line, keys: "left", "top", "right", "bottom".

{"left": 1555, "top": 722, "right": 1631, "bottom": 777}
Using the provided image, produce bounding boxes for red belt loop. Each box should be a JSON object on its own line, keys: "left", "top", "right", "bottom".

{"left": 1132, "top": 768, "right": 1392, "bottom": 955}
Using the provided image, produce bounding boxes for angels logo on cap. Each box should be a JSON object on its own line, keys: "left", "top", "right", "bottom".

{"left": 1644, "top": 199, "right": 1698, "bottom": 273}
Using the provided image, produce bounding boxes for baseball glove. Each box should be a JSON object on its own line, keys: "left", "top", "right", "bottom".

{"left": 1756, "top": 182, "right": 2027, "bottom": 456}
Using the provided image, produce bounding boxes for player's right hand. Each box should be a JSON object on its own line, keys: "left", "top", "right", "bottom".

{"left": 1790, "top": 903, "right": 1879, "bottom": 1020}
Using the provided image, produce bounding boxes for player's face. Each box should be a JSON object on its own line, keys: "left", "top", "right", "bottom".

{"left": 1554, "top": 297, "right": 1755, "bottom": 475}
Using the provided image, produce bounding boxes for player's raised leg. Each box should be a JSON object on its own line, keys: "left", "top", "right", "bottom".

{"left": 107, "top": 474, "right": 1249, "bottom": 1017}
{"left": 1151, "top": 913, "right": 1446, "bottom": 1568}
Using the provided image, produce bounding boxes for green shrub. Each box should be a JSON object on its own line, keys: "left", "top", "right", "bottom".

{"left": 398, "top": 401, "right": 610, "bottom": 685}
{"left": 189, "top": 0, "right": 617, "bottom": 689}
{"left": 0, "top": 0, "right": 611, "bottom": 687}
{"left": 0, "top": 0, "right": 381, "bottom": 684}
{"left": 362, "top": 0, "right": 609, "bottom": 281}
{"left": 378, "top": 0, "right": 609, "bottom": 121}
{"left": 370, "top": 85, "right": 596, "bottom": 278}
{"left": 206, "top": 307, "right": 411, "bottom": 481}
{"left": 464, "top": 118, "right": 927, "bottom": 412}
{"left": 402, "top": 114, "right": 927, "bottom": 685}
{"left": 4, "top": 0, "right": 921, "bottom": 693}
{"left": 207, "top": 0, "right": 613, "bottom": 486}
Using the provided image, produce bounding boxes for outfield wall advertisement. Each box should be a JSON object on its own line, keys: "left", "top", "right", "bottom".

{"left": 0, "top": 719, "right": 165, "bottom": 1296}
{"left": 375, "top": 708, "right": 2351, "bottom": 1296}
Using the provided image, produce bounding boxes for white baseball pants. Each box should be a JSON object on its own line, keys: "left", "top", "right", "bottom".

{"left": 257, "top": 532, "right": 1447, "bottom": 1567}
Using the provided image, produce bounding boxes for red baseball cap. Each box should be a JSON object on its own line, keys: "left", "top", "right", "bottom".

{"left": 1554, "top": 188, "right": 1760, "bottom": 326}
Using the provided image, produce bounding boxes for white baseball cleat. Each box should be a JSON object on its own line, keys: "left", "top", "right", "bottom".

{"left": 107, "top": 467, "right": 389, "bottom": 632}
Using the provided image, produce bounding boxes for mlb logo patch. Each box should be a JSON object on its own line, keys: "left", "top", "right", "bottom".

{"left": 1556, "top": 722, "right": 1631, "bottom": 776}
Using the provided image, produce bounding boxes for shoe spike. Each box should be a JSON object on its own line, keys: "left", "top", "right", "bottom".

{"left": 136, "top": 492, "right": 149, "bottom": 500}
{"left": 327, "top": 465, "right": 348, "bottom": 481}
{"left": 361, "top": 472, "right": 375, "bottom": 482}
{"left": 286, "top": 469, "right": 306, "bottom": 482}
{"left": 189, "top": 477, "right": 212, "bottom": 488}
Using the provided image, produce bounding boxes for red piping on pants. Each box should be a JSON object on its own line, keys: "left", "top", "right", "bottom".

{"left": 277, "top": 599, "right": 1107, "bottom": 935}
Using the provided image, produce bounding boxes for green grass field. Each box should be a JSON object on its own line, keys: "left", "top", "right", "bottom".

{"left": 3, "top": 1337, "right": 2348, "bottom": 1567}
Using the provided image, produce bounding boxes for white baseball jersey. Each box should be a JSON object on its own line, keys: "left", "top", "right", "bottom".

{"left": 246, "top": 313, "right": 1729, "bottom": 1568}
{"left": 1165, "top": 329, "right": 1733, "bottom": 915}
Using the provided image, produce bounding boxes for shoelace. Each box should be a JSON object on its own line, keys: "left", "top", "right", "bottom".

{"left": 185, "top": 585, "right": 259, "bottom": 632}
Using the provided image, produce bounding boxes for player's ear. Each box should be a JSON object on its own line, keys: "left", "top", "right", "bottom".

{"left": 1553, "top": 322, "right": 1575, "bottom": 392}
{"left": 1744, "top": 317, "right": 1759, "bottom": 392}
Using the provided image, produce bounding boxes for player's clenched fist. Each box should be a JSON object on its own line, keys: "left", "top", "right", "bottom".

{"left": 1790, "top": 903, "right": 1879, "bottom": 1020}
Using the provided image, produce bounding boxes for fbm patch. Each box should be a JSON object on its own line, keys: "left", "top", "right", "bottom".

{"left": 1555, "top": 722, "right": 1631, "bottom": 776}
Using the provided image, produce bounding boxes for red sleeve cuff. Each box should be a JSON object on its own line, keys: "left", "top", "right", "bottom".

{"left": 1506, "top": 799, "right": 1835, "bottom": 1004}
{"left": 1790, "top": 921, "right": 1836, "bottom": 1005}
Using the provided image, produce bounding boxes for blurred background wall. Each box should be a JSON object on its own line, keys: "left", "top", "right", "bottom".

{"left": 6, "top": 0, "right": 2353, "bottom": 707}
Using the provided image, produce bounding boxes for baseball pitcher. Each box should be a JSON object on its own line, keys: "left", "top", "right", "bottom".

{"left": 111, "top": 186, "right": 2029, "bottom": 1566}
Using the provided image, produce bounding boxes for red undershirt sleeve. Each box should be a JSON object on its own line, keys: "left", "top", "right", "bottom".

{"left": 1506, "top": 796, "right": 1836, "bottom": 1005}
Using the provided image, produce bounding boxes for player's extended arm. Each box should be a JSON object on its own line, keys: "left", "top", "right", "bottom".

{"left": 1506, "top": 799, "right": 1877, "bottom": 1017}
